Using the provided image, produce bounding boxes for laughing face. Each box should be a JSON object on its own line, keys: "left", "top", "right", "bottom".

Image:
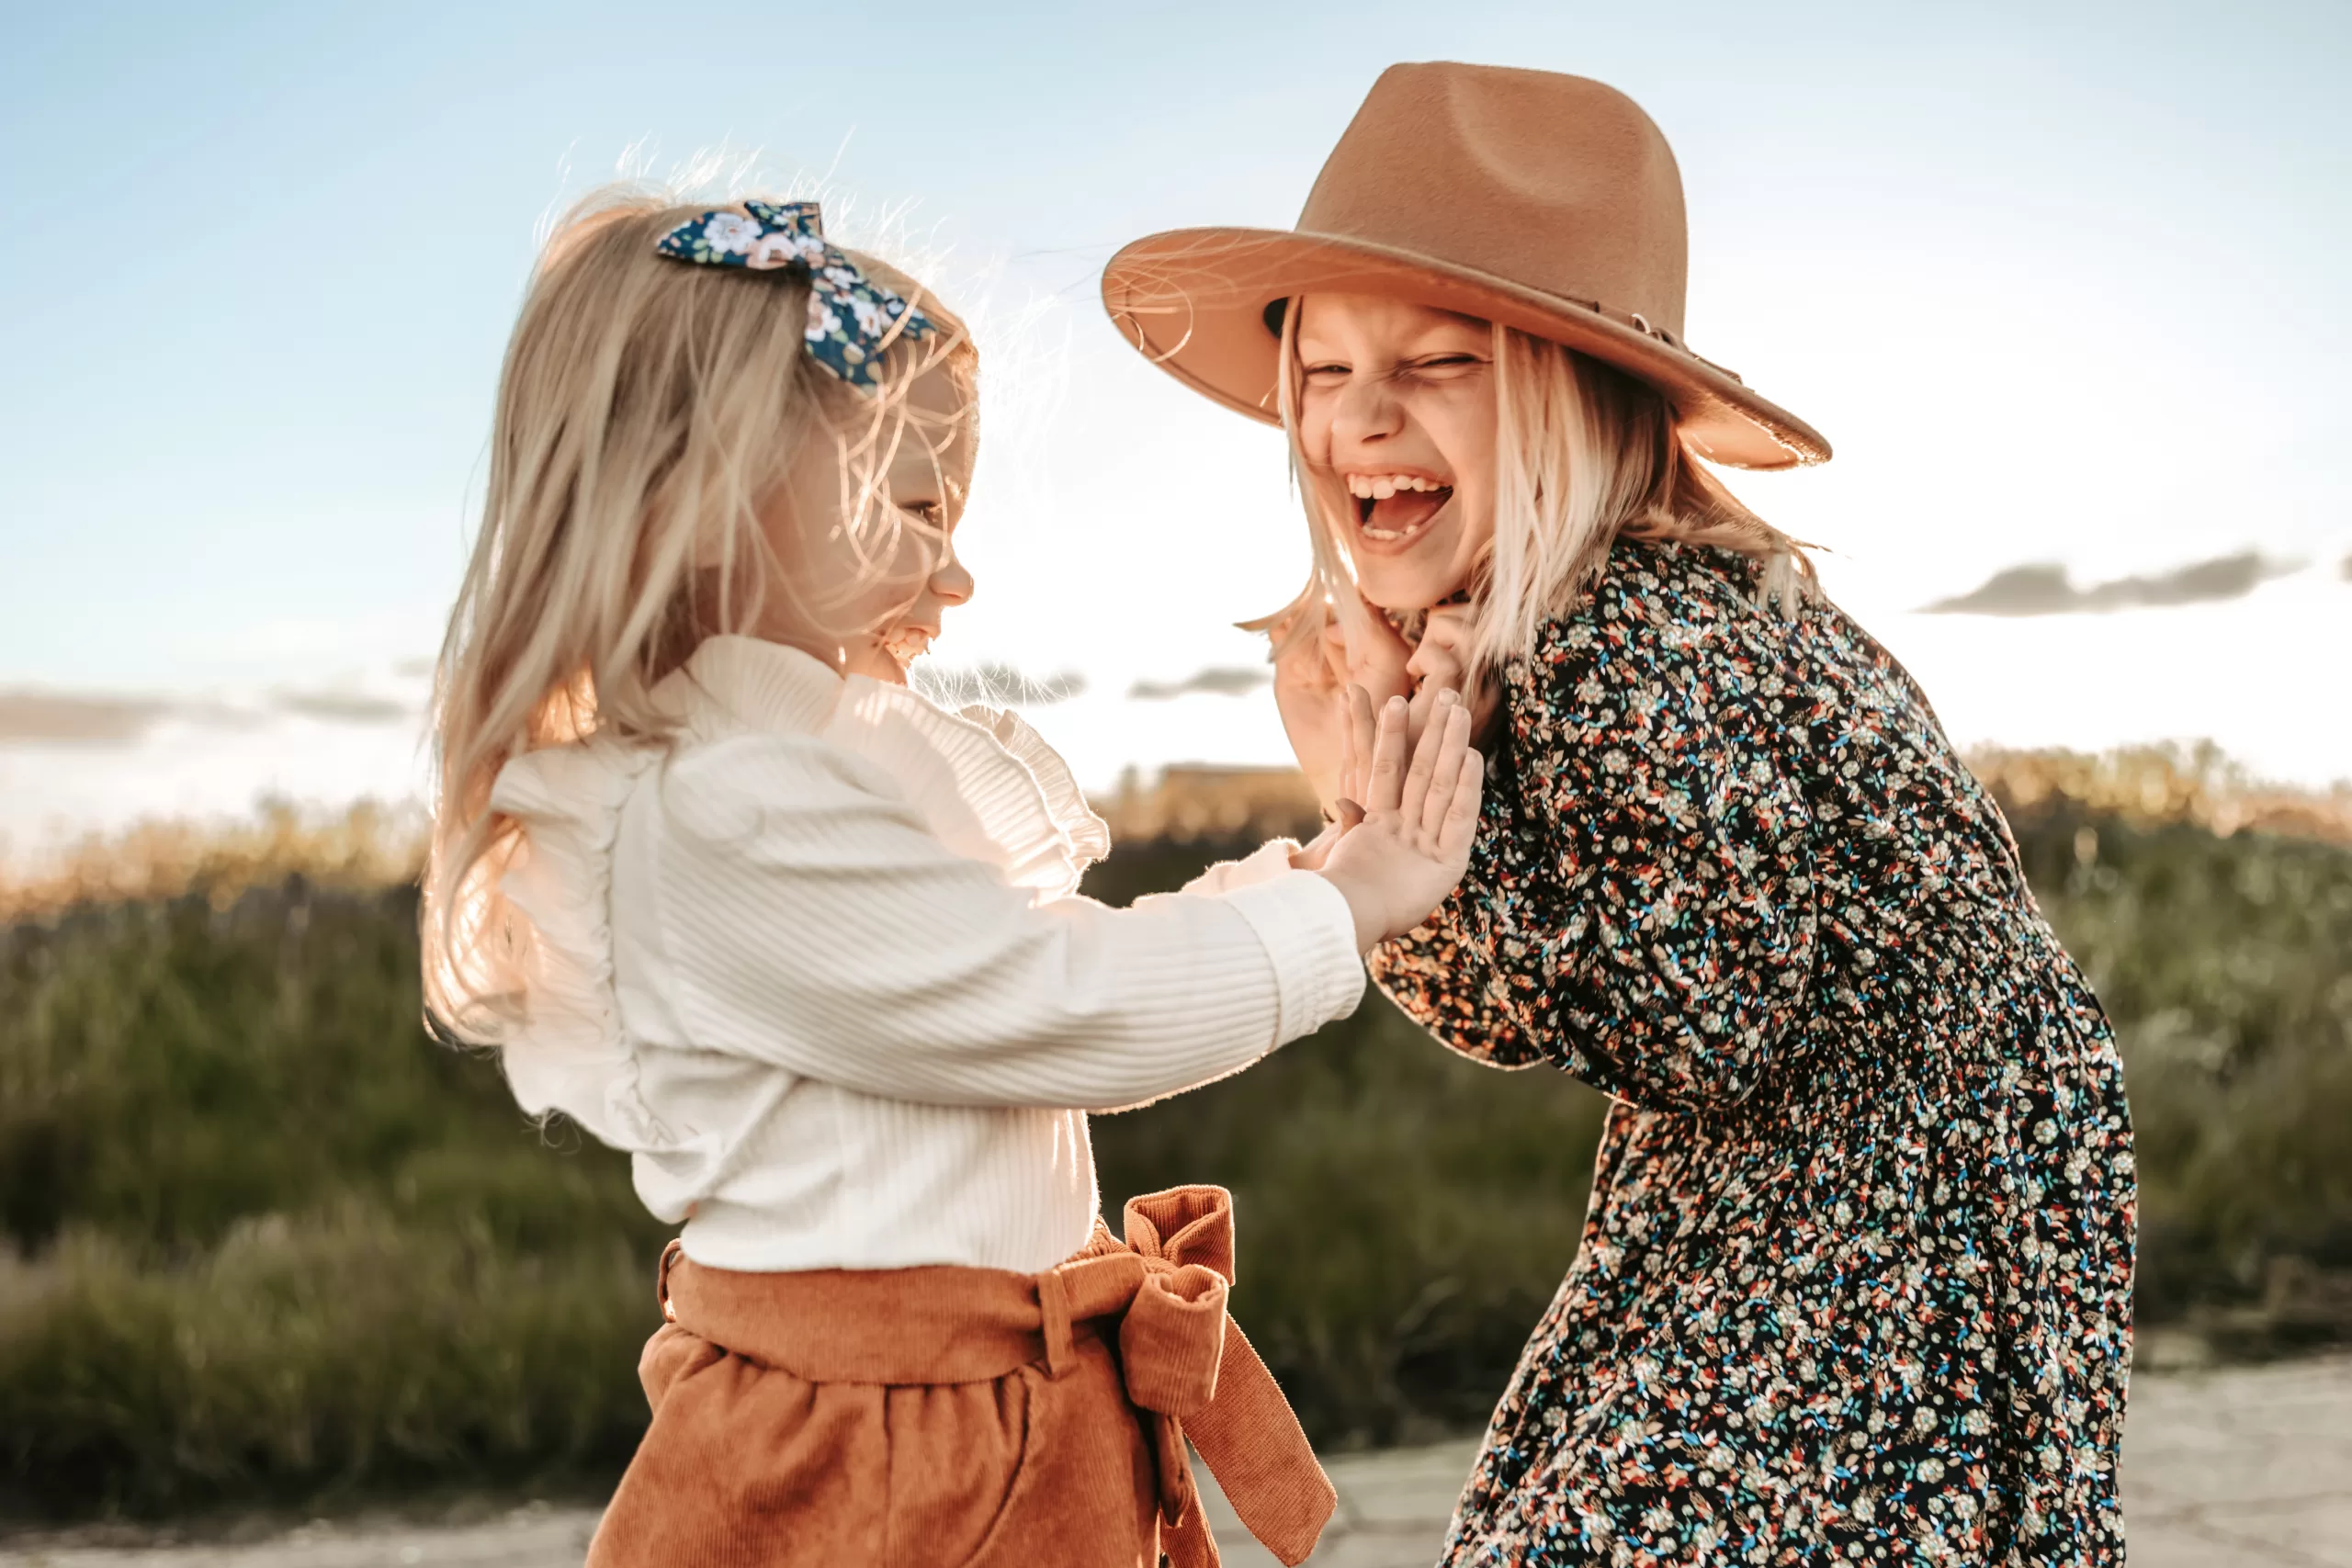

{"left": 1294, "top": 293, "right": 1498, "bottom": 611}
{"left": 762, "top": 357, "right": 977, "bottom": 684}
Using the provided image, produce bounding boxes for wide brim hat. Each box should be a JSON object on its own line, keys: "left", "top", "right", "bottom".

{"left": 1102, "top": 62, "right": 1828, "bottom": 470}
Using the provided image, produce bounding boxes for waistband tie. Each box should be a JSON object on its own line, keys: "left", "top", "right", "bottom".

{"left": 1045, "top": 1187, "right": 1334, "bottom": 1568}
{"left": 654, "top": 1185, "right": 1333, "bottom": 1568}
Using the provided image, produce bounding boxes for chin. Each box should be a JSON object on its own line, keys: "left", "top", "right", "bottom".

{"left": 1356, "top": 566, "right": 1464, "bottom": 614}
{"left": 1348, "top": 534, "right": 1477, "bottom": 614}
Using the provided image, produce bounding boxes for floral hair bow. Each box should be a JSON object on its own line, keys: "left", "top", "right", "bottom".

{"left": 655, "top": 200, "right": 934, "bottom": 390}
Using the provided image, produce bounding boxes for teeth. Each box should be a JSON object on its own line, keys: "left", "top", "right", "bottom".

{"left": 1344, "top": 473, "right": 1445, "bottom": 497}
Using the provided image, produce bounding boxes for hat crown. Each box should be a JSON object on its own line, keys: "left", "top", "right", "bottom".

{"left": 1297, "top": 62, "right": 1690, "bottom": 340}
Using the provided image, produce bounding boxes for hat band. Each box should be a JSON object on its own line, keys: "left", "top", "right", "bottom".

{"left": 1256, "top": 283, "right": 1743, "bottom": 387}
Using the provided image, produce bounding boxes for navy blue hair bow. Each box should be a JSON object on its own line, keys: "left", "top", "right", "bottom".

{"left": 654, "top": 200, "right": 935, "bottom": 391}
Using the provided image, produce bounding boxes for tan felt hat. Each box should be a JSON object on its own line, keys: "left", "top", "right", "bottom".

{"left": 1102, "top": 62, "right": 1829, "bottom": 470}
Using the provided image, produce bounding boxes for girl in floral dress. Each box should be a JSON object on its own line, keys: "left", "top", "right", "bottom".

{"left": 1103, "top": 63, "right": 2135, "bottom": 1564}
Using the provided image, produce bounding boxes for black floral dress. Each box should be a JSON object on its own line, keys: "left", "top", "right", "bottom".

{"left": 1369, "top": 536, "right": 2135, "bottom": 1566}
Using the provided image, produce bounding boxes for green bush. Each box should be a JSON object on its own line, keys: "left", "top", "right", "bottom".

{"left": 2002, "top": 798, "right": 2352, "bottom": 1337}
{"left": 0, "top": 884, "right": 669, "bottom": 1517}
{"left": 0, "top": 801, "right": 2347, "bottom": 1517}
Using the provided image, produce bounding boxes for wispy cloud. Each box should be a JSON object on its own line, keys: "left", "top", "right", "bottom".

{"left": 272, "top": 692, "right": 416, "bottom": 724}
{"left": 0, "top": 682, "right": 423, "bottom": 747}
{"left": 912, "top": 662, "right": 1087, "bottom": 708}
{"left": 1922, "top": 549, "right": 2302, "bottom": 616}
{"left": 1127, "top": 666, "right": 1272, "bottom": 701}
{"left": 0, "top": 691, "right": 175, "bottom": 744}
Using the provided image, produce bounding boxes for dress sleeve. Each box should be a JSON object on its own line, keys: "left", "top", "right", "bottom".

{"left": 1367, "top": 791, "right": 1547, "bottom": 1071}
{"left": 1376, "top": 554, "right": 1819, "bottom": 1113}
{"left": 650, "top": 733, "right": 1364, "bottom": 1112}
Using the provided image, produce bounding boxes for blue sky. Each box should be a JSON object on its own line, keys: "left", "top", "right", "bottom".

{"left": 1, "top": 0, "right": 2346, "bottom": 847}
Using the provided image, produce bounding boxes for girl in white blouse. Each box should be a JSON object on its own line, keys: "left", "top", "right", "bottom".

{"left": 421, "top": 187, "right": 1482, "bottom": 1568}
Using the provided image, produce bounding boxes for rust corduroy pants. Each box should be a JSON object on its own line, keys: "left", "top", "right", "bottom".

{"left": 583, "top": 1186, "right": 1335, "bottom": 1568}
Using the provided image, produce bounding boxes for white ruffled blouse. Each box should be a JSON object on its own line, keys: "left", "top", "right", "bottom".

{"left": 487, "top": 635, "right": 1365, "bottom": 1273}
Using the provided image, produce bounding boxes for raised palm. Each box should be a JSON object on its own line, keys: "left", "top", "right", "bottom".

{"left": 1316, "top": 688, "right": 1483, "bottom": 951}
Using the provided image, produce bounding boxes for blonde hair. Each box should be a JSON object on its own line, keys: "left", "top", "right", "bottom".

{"left": 1261, "top": 305, "right": 1815, "bottom": 693}
{"left": 424, "top": 183, "right": 976, "bottom": 1043}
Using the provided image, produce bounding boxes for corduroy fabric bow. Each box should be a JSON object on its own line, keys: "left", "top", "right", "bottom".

{"left": 1044, "top": 1187, "right": 1337, "bottom": 1567}
{"left": 654, "top": 199, "right": 933, "bottom": 390}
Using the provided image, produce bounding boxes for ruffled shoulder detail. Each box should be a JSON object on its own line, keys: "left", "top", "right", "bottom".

{"left": 487, "top": 739, "right": 674, "bottom": 1152}
{"left": 961, "top": 705, "right": 1112, "bottom": 870}
{"left": 827, "top": 678, "right": 1102, "bottom": 897}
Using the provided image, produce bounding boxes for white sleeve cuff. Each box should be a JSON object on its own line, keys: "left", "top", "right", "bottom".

{"left": 1217, "top": 871, "right": 1365, "bottom": 1044}
{"left": 1179, "top": 838, "right": 1303, "bottom": 897}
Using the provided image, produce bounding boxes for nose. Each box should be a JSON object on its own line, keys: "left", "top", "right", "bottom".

{"left": 930, "top": 548, "right": 974, "bottom": 606}
{"left": 1329, "top": 371, "right": 1404, "bottom": 449}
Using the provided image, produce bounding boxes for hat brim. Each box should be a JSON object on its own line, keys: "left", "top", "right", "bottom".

{"left": 1102, "top": 227, "right": 1828, "bottom": 470}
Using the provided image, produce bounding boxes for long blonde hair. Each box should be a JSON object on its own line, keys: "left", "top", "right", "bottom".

{"left": 424, "top": 184, "right": 975, "bottom": 1043}
{"left": 1261, "top": 305, "right": 1815, "bottom": 693}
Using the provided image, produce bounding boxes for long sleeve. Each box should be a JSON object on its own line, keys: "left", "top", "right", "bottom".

{"left": 650, "top": 732, "right": 1364, "bottom": 1113}
{"left": 1374, "top": 544, "right": 1819, "bottom": 1114}
{"left": 1366, "top": 776, "right": 1546, "bottom": 1071}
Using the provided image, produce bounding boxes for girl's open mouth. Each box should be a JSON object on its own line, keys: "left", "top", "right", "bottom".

{"left": 1350, "top": 476, "right": 1453, "bottom": 546}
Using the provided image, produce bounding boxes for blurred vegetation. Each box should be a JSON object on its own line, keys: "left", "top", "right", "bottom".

{"left": 0, "top": 744, "right": 2346, "bottom": 1518}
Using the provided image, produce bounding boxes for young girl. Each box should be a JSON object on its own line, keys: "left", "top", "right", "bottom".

{"left": 423, "top": 187, "right": 1486, "bottom": 1567}
{"left": 1104, "top": 64, "right": 2135, "bottom": 1566}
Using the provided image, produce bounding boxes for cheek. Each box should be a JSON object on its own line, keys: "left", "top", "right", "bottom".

{"left": 1434, "top": 399, "right": 1499, "bottom": 539}
{"left": 1295, "top": 395, "right": 1335, "bottom": 463}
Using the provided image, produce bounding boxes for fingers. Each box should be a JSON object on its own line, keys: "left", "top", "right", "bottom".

{"left": 1343, "top": 683, "right": 1377, "bottom": 805}
{"left": 1404, "top": 660, "right": 1458, "bottom": 746}
{"left": 1340, "top": 597, "right": 1414, "bottom": 705}
{"left": 1333, "top": 797, "right": 1365, "bottom": 830}
{"left": 1420, "top": 697, "right": 1471, "bottom": 838}
{"left": 1363, "top": 694, "right": 1410, "bottom": 813}
{"left": 1396, "top": 687, "right": 1453, "bottom": 826}
{"left": 1404, "top": 610, "right": 1470, "bottom": 748}
{"left": 1438, "top": 746, "right": 1485, "bottom": 865}
{"left": 1345, "top": 686, "right": 1363, "bottom": 808}
{"left": 1319, "top": 620, "right": 1350, "bottom": 683}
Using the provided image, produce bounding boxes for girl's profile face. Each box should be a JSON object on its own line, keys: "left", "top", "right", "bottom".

{"left": 1295, "top": 293, "right": 1497, "bottom": 612}
{"left": 763, "top": 360, "right": 976, "bottom": 684}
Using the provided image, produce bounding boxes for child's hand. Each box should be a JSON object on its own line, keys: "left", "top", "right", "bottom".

{"left": 1403, "top": 604, "right": 1498, "bottom": 752}
{"left": 1315, "top": 690, "right": 1484, "bottom": 953}
{"left": 1270, "top": 613, "right": 1355, "bottom": 814}
{"left": 1286, "top": 797, "right": 1365, "bottom": 873}
{"left": 1338, "top": 594, "right": 1414, "bottom": 711}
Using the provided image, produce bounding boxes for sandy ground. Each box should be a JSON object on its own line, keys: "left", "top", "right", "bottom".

{"left": 5, "top": 1354, "right": 2346, "bottom": 1567}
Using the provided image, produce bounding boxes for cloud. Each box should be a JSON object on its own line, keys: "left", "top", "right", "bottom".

{"left": 271, "top": 691, "right": 417, "bottom": 724}
{"left": 1127, "top": 666, "right": 1272, "bottom": 701}
{"left": 1922, "top": 549, "right": 2301, "bottom": 616}
{"left": 0, "top": 681, "right": 421, "bottom": 747}
{"left": 0, "top": 690, "right": 173, "bottom": 744}
{"left": 912, "top": 662, "right": 1087, "bottom": 708}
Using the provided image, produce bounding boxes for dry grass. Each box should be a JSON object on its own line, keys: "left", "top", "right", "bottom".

{"left": 0, "top": 800, "right": 427, "bottom": 926}
{"left": 1969, "top": 741, "right": 2352, "bottom": 847}
{"left": 3, "top": 743, "right": 2339, "bottom": 927}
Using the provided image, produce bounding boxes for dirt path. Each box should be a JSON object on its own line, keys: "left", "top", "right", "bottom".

{"left": 6, "top": 1355, "right": 2347, "bottom": 1566}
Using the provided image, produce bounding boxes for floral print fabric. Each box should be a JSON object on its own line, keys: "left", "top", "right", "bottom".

{"left": 654, "top": 199, "right": 933, "bottom": 390}
{"left": 1369, "top": 536, "right": 2135, "bottom": 1565}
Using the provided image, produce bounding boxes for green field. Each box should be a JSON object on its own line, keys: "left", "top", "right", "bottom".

{"left": 2, "top": 761, "right": 2347, "bottom": 1518}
